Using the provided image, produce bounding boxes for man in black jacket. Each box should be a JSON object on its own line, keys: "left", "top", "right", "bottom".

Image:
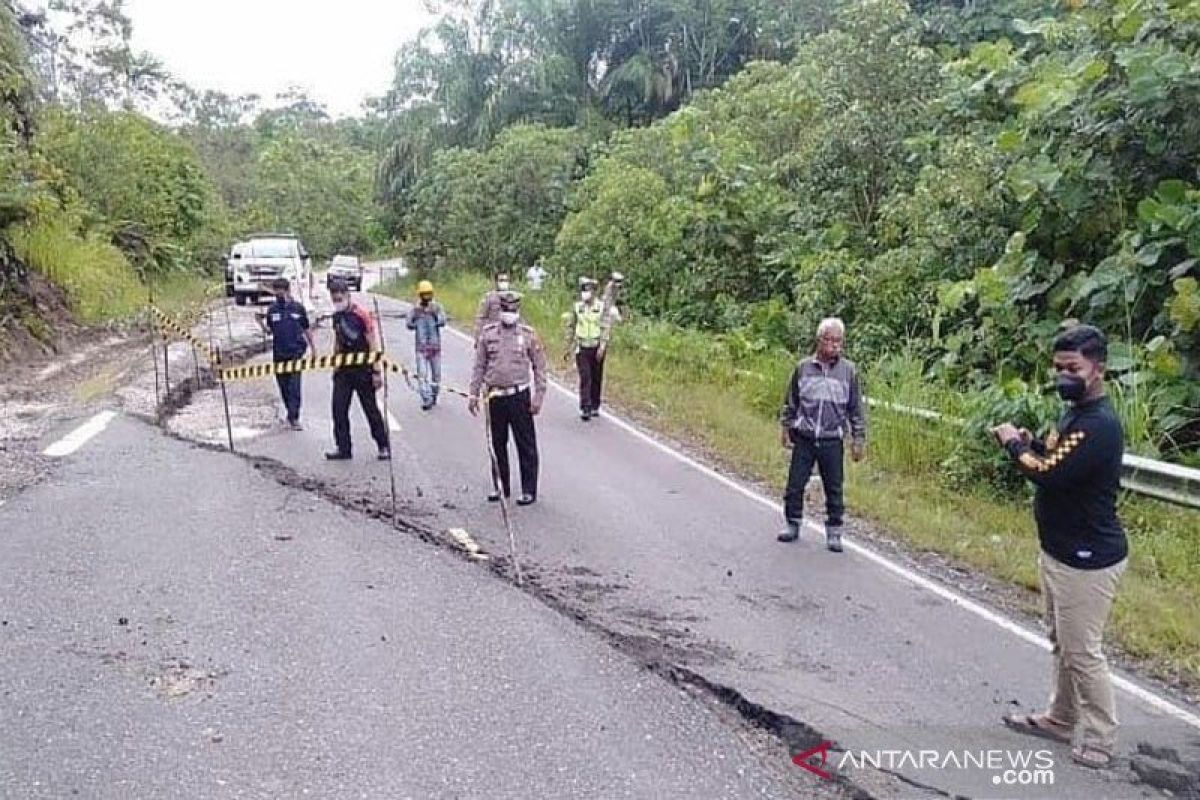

{"left": 993, "top": 324, "right": 1128, "bottom": 771}
{"left": 777, "top": 317, "right": 866, "bottom": 552}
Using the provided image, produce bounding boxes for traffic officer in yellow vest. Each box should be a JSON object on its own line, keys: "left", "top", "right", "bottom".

{"left": 563, "top": 276, "right": 620, "bottom": 420}
{"left": 469, "top": 291, "right": 548, "bottom": 506}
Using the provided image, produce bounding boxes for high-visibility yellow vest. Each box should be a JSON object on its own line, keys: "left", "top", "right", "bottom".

{"left": 574, "top": 301, "right": 604, "bottom": 344}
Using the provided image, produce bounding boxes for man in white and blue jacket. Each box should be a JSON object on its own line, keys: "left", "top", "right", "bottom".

{"left": 777, "top": 317, "right": 866, "bottom": 552}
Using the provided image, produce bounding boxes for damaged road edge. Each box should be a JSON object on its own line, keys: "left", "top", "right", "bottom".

{"left": 146, "top": 345, "right": 885, "bottom": 799}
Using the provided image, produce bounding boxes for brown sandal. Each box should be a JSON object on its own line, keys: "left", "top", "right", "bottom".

{"left": 1001, "top": 713, "right": 1073, "bottom": 744}
{"left": 1072, "top": 745, "right": 1113, "bottom": 770}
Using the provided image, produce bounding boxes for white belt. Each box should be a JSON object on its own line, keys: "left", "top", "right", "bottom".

{"left": 489, "top": 383, "right": 529, "bottom": 397}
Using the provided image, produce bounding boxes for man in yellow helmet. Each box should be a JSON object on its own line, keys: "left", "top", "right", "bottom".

{"left": 406, "top": 279, "right": 447, "bottom": 410}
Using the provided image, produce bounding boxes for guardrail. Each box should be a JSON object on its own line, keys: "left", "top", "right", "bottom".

{"left": 866, "top": 398, "right": 1200, "bottom": 510}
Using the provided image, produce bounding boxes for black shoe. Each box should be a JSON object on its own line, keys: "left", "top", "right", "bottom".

{"left": 378, "top": 449, "right": 391, "bottom": 461}
{"left": 826, "top": 527, "right": 843, "bottom": 553}
{"left": 581, "top": 411, "right": 591, "bottom": 421}
{"left": 487, "top": 492, "right": 502, "bottom": 503}
{"left": 324, "top": 450, "right": 351, "bottom": 461}
{"left": 288, "top": 420, "right": 303, "bottom": 431}
{"left": 777, "top": 521, "right": 800, "bottom": 542}
{"left": 516, "top": 494, "right": 536, "bottom": 506}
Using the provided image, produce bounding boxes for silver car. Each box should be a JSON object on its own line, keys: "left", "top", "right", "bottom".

{"left": 327, "top": 254, "right": 363, "bottom": 291}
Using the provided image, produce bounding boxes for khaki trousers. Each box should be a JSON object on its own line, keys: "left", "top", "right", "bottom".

{"left": 1040, "top": 552, "right": 1127, "bottom": 752}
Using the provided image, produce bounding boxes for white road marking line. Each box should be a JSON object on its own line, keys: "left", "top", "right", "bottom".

{"left": 42, "top": 410, "right": 117, "bottom": 458}
{"left": 448, "top": 527, "right": 489, "bottom": 560}
{"left": 387, "top": 410, "right": 401, "bottom": 432}
{"left": 446, "top": 320, "right": 1200, "bottom": 729}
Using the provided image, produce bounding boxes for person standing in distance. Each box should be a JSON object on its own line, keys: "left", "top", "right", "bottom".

{"left": 256, "top": 277, "right": 315, "bottom": 431}
{"left": 474, "top": 271, "right": 511, "bottom": 339}
{"left": 468, "top": 291, "right": 547, "bottom": 506}
{"left": 526, "top": 259, "right": 548, "bottom": 292}
{"left": 777, "top": 317, "right": 866, "bottom": 552}
{"left": 406, "top": 280, "right": 447, "bottom": 410}
{"left": 995, "top": 324, "right": 1128, "bottom": 771}
{"left": 325, "top": 278, "right": 391, "bottom": 461}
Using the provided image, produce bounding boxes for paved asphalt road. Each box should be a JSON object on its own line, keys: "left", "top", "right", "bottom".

{"left": 1, "top": 415, "right": 814, "bottom": 798}
{"left": 6, "top": 264, "right": 1199, "bottom": 799}
{"left": 196, "top": 267, "right": 1200, "bottom": 799}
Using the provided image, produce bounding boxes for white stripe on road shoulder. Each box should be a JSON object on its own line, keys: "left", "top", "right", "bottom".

{"left": 444, "top": 322, "right": 1200, "bottom": 730}
{"left": 43, "top": 410, "right": 117, "bottom": 458}
{"left": 387, "top": 410, "right": 401, "bottom": 432}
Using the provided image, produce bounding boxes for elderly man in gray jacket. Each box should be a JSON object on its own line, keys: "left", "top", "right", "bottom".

{"left": 778, "top": 317, "right": 866, "bottom": 552}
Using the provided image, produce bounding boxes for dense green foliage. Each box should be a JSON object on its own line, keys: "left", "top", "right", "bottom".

{"left": 0, "top": 0, "right": 386, "bottom": 338}
{"left": 405, "top": 125, "right": 590, "bottom": 271}
{"left": 388, "top": 0, "right": 1200, "bottom": 471}
{"left": 36, "top": 107, "right": 223, "bottom": 274}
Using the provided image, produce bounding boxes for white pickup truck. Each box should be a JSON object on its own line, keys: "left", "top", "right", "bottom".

{"left": 228, "top": 234, "right": 313, "bottom": 306}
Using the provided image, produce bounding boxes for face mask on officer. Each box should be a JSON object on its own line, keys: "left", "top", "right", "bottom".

{"left": 496, "top": 277, "right": 510, "bottom": 292}
{"left": 332, "top": 297, "right": 349, "bottom": 313}
{"left": 499, "top": 311, "right": 519, "bottom": 326}
{"left": 581, "top": 290, "right": 593, "bottom": 302}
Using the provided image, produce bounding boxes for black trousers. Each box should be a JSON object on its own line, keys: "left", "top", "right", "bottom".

{"left": 783, "top": 433, "right": 845, "bottom": 527}
{"left": 488, "top": 389, "right": 539, "bottom": 497}
{"left": 331, "top": 368, "right": 390, "bottom": 454}
{"left": 576, "top": 346, "right": 605, "bottom": 412}
{"left": 274, "top": 372, "right": 302, "bottom": 422}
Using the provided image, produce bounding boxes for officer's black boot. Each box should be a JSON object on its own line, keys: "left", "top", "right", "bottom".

{"left": 825, "top": 525, "right": 843, "bottom": 553}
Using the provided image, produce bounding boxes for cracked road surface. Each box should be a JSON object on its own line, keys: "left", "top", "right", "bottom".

{"left": 0, "top": 413, "right": 815, "bottom": 799}
{"left": 5, "top": 268, "right": 1199, "bottom": 799}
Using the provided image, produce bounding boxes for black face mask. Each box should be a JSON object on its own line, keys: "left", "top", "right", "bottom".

{"left": 420, "top": 297, "right": 430, "bottom": 306}
{"left": 1056, "top": 374, "right": 1087, "bottom": 402}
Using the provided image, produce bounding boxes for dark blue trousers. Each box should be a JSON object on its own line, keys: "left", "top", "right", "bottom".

{"left": 275, "top": 373, "right": 302, "bottom": 423}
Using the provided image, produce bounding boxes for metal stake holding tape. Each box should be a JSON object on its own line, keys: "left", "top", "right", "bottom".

{"left": 191, "top": 342, "right": 202, "bottom": 388}
{"left": 222, "top": 293, "right": 234, "bottom": 344}
{"left": 215, "top": 345, "right": 235, "bottom": 453}
{"left": 482, "top": 392, "right": 523, "bottom": 586}
{"left": 373, "top": 296, "right": 399, "bottom": 524}
{"left": 148, "top": 284, "right": 161, "bottom": 412}
{"left": 162, "top": 330, "right": 171, "bottom": 398}
{"left": 151, "top": 334, "right": 161, "bottom": 411}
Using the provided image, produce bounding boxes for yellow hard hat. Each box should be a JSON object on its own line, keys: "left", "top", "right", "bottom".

{"left": 417, "top": 280, "right": 434, "bottom": 295}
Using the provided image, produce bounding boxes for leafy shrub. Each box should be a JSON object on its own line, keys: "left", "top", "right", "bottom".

{"left": 941, "top": 379, "right": 1060, "bottom": 496}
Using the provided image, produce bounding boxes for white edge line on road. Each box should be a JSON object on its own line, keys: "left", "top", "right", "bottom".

{"left": 442, "top": 311, "right": 1200, "bottom": 730}
{"left": 42, "top": 410, "right": 117, "bottom": 458}
{"left": 387, "top": 410, "right": 402, "bottom": 433}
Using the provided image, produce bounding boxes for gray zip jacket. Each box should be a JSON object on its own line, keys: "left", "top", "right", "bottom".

{"left": 779, "top": 356, "right": 866, "bottom": 444}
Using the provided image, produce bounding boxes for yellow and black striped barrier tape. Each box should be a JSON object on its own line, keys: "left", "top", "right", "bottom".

{"left": 381, "top": 358, "right": 475, "bottom": 400}
{"left": 217, "top": 351, "right": 481, "bottom": 400}
{"left": 219, "top": 351, "right": 386, "bottom": 381}
{"left": 151, "top": 306, "right": 218, "bottom": 365}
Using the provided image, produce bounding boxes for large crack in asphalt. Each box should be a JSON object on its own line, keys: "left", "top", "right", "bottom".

{"left": 138, "top": 343, "right": 946, "bottom": 800}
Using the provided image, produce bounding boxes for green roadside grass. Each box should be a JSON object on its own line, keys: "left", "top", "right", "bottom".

{"left": 12, "top": 215, "right": 215, "bottom": 326}
{"left": 382, "top": 273, "right": 1200, "bottom": 691}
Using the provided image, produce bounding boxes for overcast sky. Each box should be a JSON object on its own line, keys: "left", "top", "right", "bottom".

{"left": 123, "top": 0, "right": 435, "bottom": 117}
